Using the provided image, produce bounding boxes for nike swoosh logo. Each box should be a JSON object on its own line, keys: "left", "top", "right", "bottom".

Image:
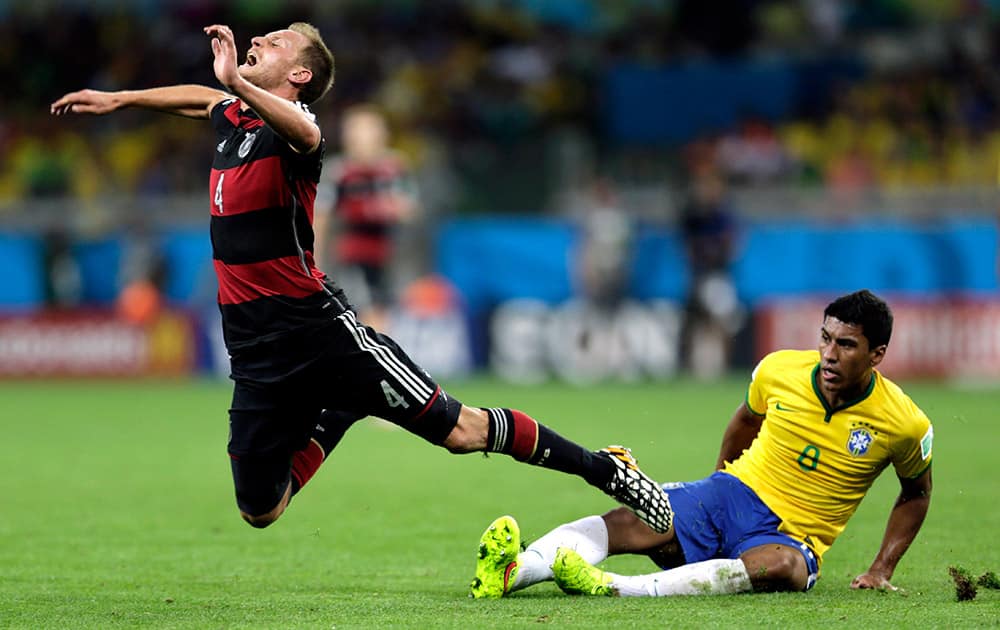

{"left": 776, "top": 402, "right": 795, "bottom": 412}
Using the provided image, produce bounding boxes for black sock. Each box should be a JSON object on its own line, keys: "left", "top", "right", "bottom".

{"left": 483, "top": 407, "right": 615, "bottom": 488}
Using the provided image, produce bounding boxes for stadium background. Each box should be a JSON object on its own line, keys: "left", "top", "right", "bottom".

{"left": 2, "top": 0, "right": 998, "bottom": 382}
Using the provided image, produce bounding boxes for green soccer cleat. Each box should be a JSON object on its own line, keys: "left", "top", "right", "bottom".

{"left": 469, "top": 515, "right": 521, "bottom": 599}
{"left": 552, "top": 547, "right": 616, "bottom": 596}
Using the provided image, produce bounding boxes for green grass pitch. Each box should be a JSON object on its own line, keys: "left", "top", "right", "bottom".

{"left": 1, "top": 376, "right": 997, "bottom": 628}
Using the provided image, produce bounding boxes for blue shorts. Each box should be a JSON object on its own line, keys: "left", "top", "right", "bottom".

{"left": 662, "top": 471, "right": 819, "bottom": 590}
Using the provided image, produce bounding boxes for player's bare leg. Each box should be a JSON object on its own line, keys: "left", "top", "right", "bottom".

{"left": 739, "top": 544, "right": 810, "bottom": 592}
{"left": 604, "top": 506, "right": 676, "bottom": 556}
{"left": 440, "top": 406, "right": 490, "bottom": 452}
{"left": 444, "top": 406, "right": 673, "bottom": 534}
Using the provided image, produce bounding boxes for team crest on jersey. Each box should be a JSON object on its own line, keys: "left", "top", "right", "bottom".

{"left": 238, "top": 132, "right": 258, "bottom": 158}
{"left": 847, "top": 428, "right": 873, "bottom": 456}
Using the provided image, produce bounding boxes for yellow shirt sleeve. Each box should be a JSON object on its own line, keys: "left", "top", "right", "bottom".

{"left": 893, "top": 405, "right": 933, "bottom": 479}
{"left": 745, "top": 356, "right": 770, "bottom": 416}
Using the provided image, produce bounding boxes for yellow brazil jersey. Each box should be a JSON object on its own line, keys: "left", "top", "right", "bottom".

{"left": 723, "top": 349, "right": 933, "bottom": 564}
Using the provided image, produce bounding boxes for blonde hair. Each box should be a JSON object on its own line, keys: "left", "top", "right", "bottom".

{"left": 289, "top": 22, "right": 334, "bottom": 104}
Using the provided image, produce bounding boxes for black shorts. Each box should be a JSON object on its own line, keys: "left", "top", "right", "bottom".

{"left": 227, "top": 309, "right": 462, "bottom": 514}
{"left": 339, "top": 262, "right": 391, "bottom": 310}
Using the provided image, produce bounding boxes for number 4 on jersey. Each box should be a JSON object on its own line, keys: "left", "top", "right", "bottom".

{"left": 214, "top": 172, "right": 225, "bottom": 213}
{"left": 381, "top": 379, "right": 409, "bottom": 409}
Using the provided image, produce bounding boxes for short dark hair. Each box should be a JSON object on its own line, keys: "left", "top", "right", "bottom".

{"left": 824, "top": 289, "right": 893, "bottom": 348}
{"left": 289, "top": 22, "right": 334, "bottom": 104}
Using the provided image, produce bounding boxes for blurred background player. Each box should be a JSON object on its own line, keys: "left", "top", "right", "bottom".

{"left": 572, "top": 174, "right": 634, "bottom": 311}
{"left": 314, "top": 104, "right": 417, "bottom": 332}
{"left": 678, "top": 165, "right": 744, "bottom": 380}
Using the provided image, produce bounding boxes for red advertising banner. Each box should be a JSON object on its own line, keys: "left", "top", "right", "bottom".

{"left": 756, "top": 297, "right": 1000, "bottom": 379}
{"left": 0, "top": 310, "right": 196, "bottom": 377}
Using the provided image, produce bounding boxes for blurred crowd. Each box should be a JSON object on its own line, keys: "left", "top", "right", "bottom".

{"left": 3, "top": 0, "right": 1000, "bottom": 215}
{"left": 755, "top": 62, "right": 1000, "bottom": 190}
{"left": 4, "top": 0, "right": 1000, "bottom": 379}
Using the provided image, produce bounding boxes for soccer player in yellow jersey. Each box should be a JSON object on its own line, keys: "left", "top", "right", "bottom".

{"left": 470, "top": 290, "right": 933, "bottom": 598}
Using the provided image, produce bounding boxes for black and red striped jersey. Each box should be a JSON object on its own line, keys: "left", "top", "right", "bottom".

{"left": 209, "top": 98, "right": 342, "bottom": 350}
{"left": 321, "top": 154, "right": 410, "bottom": 266}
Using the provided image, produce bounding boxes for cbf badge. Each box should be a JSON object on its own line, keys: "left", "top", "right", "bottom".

{"left": 847, "top": 427, "right": 873, "bottom": 456}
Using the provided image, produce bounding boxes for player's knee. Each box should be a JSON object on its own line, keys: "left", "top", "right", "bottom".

{"left": 746, "top": 548, "right": 808, "bottom": 592}
{"left": 236, "top": 484, "right": 290, "bottom": 529}
{"left": 442, "top": 406, "right": 488, "bottom": 453}
{"left": 240, "top": 505, "right": 284, "bottom": 529}
{"left": 242, "top": 511, "right": 275, "bottom": 529}
{"left": 774, "top": 550, "right": 808, "bottom": 589}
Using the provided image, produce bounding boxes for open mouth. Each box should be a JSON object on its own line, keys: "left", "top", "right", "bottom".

{"left": 246, "top": 51, "right": 258, "bottom": 66}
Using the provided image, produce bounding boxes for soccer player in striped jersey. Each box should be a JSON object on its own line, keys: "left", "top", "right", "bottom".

{"left": 313, "top": 104, "right": 416, "bottom": 333}
{"left": 471, "top": 290, "right": 932, "bottom": 598}
{"left": 50, "top": 24, "right": 672, "bottom": 536}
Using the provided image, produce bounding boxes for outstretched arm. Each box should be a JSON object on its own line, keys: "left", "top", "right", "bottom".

{"left": 51, "top": 85, "right": 228, "bottom": 119}
{"left": 851, "top": 467, "right": 932, "bottom": 590}
{"left": 204, "top": 24, "right": 321, "bottom": 154}
{"left": 715, "top": 402, "right": 763, "bottom": 470}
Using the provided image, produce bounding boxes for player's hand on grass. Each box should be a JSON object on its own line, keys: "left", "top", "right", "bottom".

{"left": 851, "top": 571, "right": 897, "bottom": 591}
{"left": 205, "top": 24, "right": 242, "bottom": 92}
{"left": 50, "top": 89, "right": 120, "bottom": 116}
